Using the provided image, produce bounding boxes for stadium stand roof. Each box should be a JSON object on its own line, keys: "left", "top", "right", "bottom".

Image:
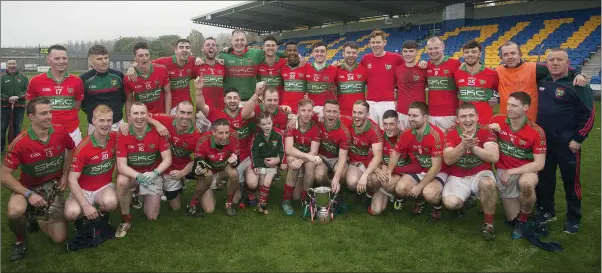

{"left": 191, "top": 0, "right": 487, "bottom": 33}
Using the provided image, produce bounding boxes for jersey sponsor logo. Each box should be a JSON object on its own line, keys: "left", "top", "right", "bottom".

{"left": 455, "top": 154, "right": 484, "bottom": 169}
{"left": 48, "top": 96, "right": 75, "bottom": 110}
{"left": 284, "top": 80, "right": 305, "bottom": 92}
{"left": 555, "top": 88, "right": 565, "bottom": 98}
{"left": 127, "top": 153, "right": 157, "bottom": 166}
{"left": 229, "top": 67, "right": 255, "bottom": 77}
{"left": 171, "top": 144, "right": 193, "bottom": 158}
{"left": 383, "top": 154, "right": 410, "bottom": 167}
{"left": 136, "top": 88, "right": 162, "bottom": 103}
{"left": 320, "top": 140, "right": 339, "bottom": 156}
{"left": 458, "top": 88, "right": 493, "bottom": 102}
{"left": 349, "top": 140, "right": 369, "bottom": 156}
{"left": 294, "top": 142, "right": 311, "bottom": 153}
{"left": 83, "top": 159, "right": 115, "bottom": 176}
{"left": 414, "top": 152, "right": 432, "bottom": 168}
{"left": 24, "top": 156, "right": 65, "bottom": 177}
{"left": 170, "top": 78, "right": 190, "bottom": 90}
{"left": 339, "top": 83, "right": 364, "bottom": 94}
{"left": 307, "top": 82, "right": 331, "bottom": 94}
{"left": 203, "top": 75, "right": 224, "bottom": 87}
{"left": 261, "top": 76, "right": 282, "bottom": 86}
{"left": 427, "top": 77, "right": 456, "bottom": 91}
{"left": 499, "top": 140, "right": 533, "bottom": 160}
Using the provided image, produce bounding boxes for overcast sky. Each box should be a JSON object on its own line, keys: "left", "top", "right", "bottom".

{"left": 1, "top": 1, "right": 246, "bottom": 47}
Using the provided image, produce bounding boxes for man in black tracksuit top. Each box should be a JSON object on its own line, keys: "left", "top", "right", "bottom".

{"left": 79, "top": 45, "right": 125, "bottom": 135}
{"left": 536, "top": 48, "right": 595, "bottom": 234}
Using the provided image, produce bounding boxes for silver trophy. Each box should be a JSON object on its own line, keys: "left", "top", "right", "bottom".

{"left": 307, "top": 186, "right": 336, "bottom": 223}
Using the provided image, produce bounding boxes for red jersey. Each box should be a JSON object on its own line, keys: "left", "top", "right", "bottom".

{"left": 426, "top": 57, "right": 462, "bottom": 116}
{"left": 305, "top": 63, "right": 337, "bottom": 106}
{"left": 454, "top": 64, "right": 499, "bottom": 124}
{"left": 254, "top": 104, "right": 288, "bottom": 131}
{"left": 152, "top": 55, "right": 196, "bottom": 107}
{"left": 197, "top": 62, "right": 225, "bottom": 109}
{"left": 397, "top": 123, "right": 445, "bottom": 173}
{"left": 124, "top": 64, "right": 170, "bottom": 114}
{"left": 193, "top": 132, "right": 239, "bottom": 171}
{"left": 281, "top": 64, "right": 307, "bottom": 113}
{"left": 395, "top": 63, "right": 427, "bottom": 114}
{"left": 116, "top": 125, "right": 170, "bottom": 173}
{"left": 318, "top": 116, "right": 352, "bottom": 158}
{"left": 383, "top": 131, "right": 421, "bottom": 175}
{"left": 489, "top": 115, "right": 546, "bottom": 170}
{"left": 287, "top": 121, "right": 321, "bottom": 154}
{"left": 150, "top": 114, "right": 201, "bottom": 173}
{"left": 348, "top": 119, "right": 383, "bottom": 166}
{"left": 445, "top": 125, "right": 496, "bottom": 177}
{"left": 258, "top": 57, "right": 286, "bottom": 97}
{"left": 3, "top": 126, "right": 75, "bottom": 187}
{"left": 71, "top": 132, "right": 117, "bottom": 191}
{"left": 206, "top": 107, "right": 253, "bottom": 160}
{"left": 360, "top": 52, "right": 402, "bottom": 101}
{"left": 26, "top": 71, "right": 84, "bottom": 132}
{"left": 336, "top": 64, "right": 366, "bottom": 116}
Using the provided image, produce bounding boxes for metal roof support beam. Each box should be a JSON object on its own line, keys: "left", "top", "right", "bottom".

{"left": 239, "top": 10, "right": 321, "bottom": 27}
{"left": 238, "top": 10, "right": 307, "bottom": 29}
{"left": 352, "top": 1, "right": 398, "bottom": 16}
{"left": 268, "top": 1, "right": 357, "bottom": 23}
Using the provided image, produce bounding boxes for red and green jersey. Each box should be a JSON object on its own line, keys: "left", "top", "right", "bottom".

{"left": 318, "top": 116, "right": 352, "bottom": 158}
{"left": 71, "top": 132, "right": 117, "bottom": 191}
{"left": 257, "top": 57, "right": 286, "bottom": 97}
{"left": 454, "top": 64, "right": 499, "bottom": 124}
{"left": 124, "top": 64, "right": 170, "bottom": 114}
{"left": 489, "top": 115, "right": 546, "bottom": 170}
{"left": 383, "top": 131, "right": 421, "bottom": 175}
{"left": 3, "top": 126, "right": 75, "bottom": 187}
{"left": 116, "top": 125, "right": 170, "bottom": 173}
{"left": 206, "top": 107, "right": 253, "bottom": 160}
{"left": 26, "top": 70, "right": 84, "bottom": 132}
{"left": 197, "top": 62, "right": 225, "bottom": 109}
{"left": 360, "top": 52, "right": 401, "bottom": 101}
{"left": 254, "top": 104, "right": 288, "bottom": 130}
{"left": 287, "top": 121, "right": 321, "bottom": 154}
{"left": 194, "top": 132, "right": 239, "bottom": 171}
{"left": 150, "top": 113, "right": 201, "bottom": 173}
{"left": 305, "top": 63, "right": 337, "bottom": 106}
{"left": 281, "top": 63, "right": 307, "bottom": 113}
{"left": 336, "top": 63, "right": 366, "bottom": 116}
{"left": 445, "top": 126, "right": 496, "bottom": 177}
{"left": 398, "top": 123, "right": 445, "bottom": 173}
{"left": 218, "top": 48, "right": 264, "bottom": 101}
{"left": 152, "top": 55, "right": 196, "bottom": 107}
{"left": 349, "top": 119, "right": 383, "bottom": 166}
{"left": 426, "top": 57, "right": 461, "bottom": 116}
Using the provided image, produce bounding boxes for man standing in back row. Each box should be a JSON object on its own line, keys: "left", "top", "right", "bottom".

{"left": 1, "top": 59, "right": 28, "bottom": 152}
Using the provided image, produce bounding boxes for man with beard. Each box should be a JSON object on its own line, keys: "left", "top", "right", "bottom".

{"left": 336, "top": 42, "right": 366, "bottom": 116}
{"left": 258, "top": 36, "right": 287, "bottom": 99}
{"left": 281, "top": 41, "right": 307, "bottom": 113}
{"left": 80, "top": 45, "right": 126, "bottom": 135}
{"left": 189, "top": 118, "right": 240, "bottom": 216}
{"left": 195, "top": 79, "right": 255, "bottom": 207}
{"left": 314, "top": 100, "right": 352, "bottom": 194}
{"left": 282, "top": 99, "right": 322, "bottom": 216}
{"left": 395, "top": 40, "right": 427, "bottom": 131}
{"left": 424, "top": 36, "right": 462, "bottom": 132}
{"left": 124, "top": 42, "right": 171, "bottom": 115}
{"left": 454, "top": 40, "right": 499, "bottom": 124}
{"left": 1, "top": 59, "right": 28, "bottom": 152}
{"left": 393, "top": 101, "right": 447, "bottom": 223}
{"left": 196, "top": 37, "right": 225, "bottom": 110}
{"left": 489, "top": 92, "right": 546, "bottom": 239}
{"left": 64, "top": 105, "right": 118, "bottom": 236}
{"left": 306, "top": 41, "right": 337, "bottom": 113}
{"left": 145, "top": 101, "right": 201, "bottom": 212}
{"left": 344, "top": 100, "right": 383, "bottom": 204}
{"left": 242, "top": 84, "right": 289, "bottom": 130}
{"left": 369, "top": 110, "right": 421, "bottom": 215}
{"left": 360, "top": 30, "right": 403, "bottom": 127}
{"left": 442, "top": 103, "right": 499, "bottom": 240}
{"left": 496, "top": 41, "right": 586, "bottom": 121}
{"left": 114, "top": 102, "right": 172, "bottom": 238}
{"left": 1, "top": 97, "right": 75, "bottom": 262}
{"left": 26, "top": 45, "right": 85, "bottom": 145}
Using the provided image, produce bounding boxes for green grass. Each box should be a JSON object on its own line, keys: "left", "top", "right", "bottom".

{"left": 1, "top": 77, "right": 600, "bottom": 271}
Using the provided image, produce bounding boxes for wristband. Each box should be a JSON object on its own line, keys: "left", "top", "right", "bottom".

{"left": 153, "top": 169, "right": 160, "bottom": 176}
{"left": 24, "top": 190, "right": 33, "bottom": 199}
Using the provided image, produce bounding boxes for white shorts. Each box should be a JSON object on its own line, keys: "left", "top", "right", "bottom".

{"left": 195, "top": 111, "right": 212, "bottom": 133}
{"left": 367, "top": 100, "right": 395, "bottom": 128}
{"left": 69, "top": 183, "right": 114, "bottom": 206}
{"left": 69, "top": 128, "right": 83, "bottom": 146}
{"left": 495, "top": 169, "right": 521, "bottom": 199}
{"left": 88, "top": 119, "right": 124, "bottom": 135}
{"left": 397, "top": 113, "right": 410, "bottom": 131}
{"left": 257, "top": 167, "right": 277, "bottom": 175}
{"left": 162, "top": 174, "right": 183, "bottom": 192}
{"left": 409, "top": 172, "right": 448, "bottom": 186}
{"left": 349, "top": 161, "right": 367, "bottom": 172}
{"left": 237, "top": 157, "right": 251, "bottom": 183}
{"left": 442, "top": 170, "right": 495, "bottom": 201}
{"left": 429, "top": 116, "right": 456, "bottom": 132}
{"left": 138, "top": 176, "right": 164, "bottom": 196}
{"left": 320, "top": 156, "right": 339, "bottom": 171}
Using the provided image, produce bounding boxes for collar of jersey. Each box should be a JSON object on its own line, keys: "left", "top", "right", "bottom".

{"left": 353, "top": 119, "right": 371, "bottom": 135}
{"left": 172, "top": 119, "right": 194, "bottom": 134}
{"left": 456, "top": 124, "right": 480, "bottom": 138}
{"left": 459, "top": 63, "right": 485, "bottom": 75}
{"left": 135, "top": 64, "right": 154, "bottom": 79}
{"left": 431, "top": 56, "right": 449, "bottom": 66}
{"left": 505, "top": 116, "right": 528, "bottom": 132}
{"left": 45, "top": 69, "right": 70, "bottom": 84}
{"left": 385, "top": 133, "right": 399, "bottom": 147}
{"left": 312, "top": 62, "right": 327, "bottom": 72}
{"left": 129, "top": 124, "right": 152, "bottom": 140}
{"left": 298, "top": 120, "right": 314, "bottom": 132}
{"left": 412, "top": 122, "right": 431, "bottom": 141}
{"left": 341, "top": 62, "right": 359, "bottom": 71}
{"left": 91, "top": 132, "right": 111, "bottom": 148}
{"left": 232, "top": 47, "right": 249, "bottom": 57}
{"left": 28, "top": 125, "right": 55, "bottom": 143}
{"left": 324, "top": 119, "right": 341, "bottom": 131}
{"left": 172, "top": 55, "right": 189, "bottom": 67}
{"left": 210, "top": 135, "right": 229, "bottom": 149}
{"left": 263, "top": 55, "right": 280, "bottom": 66}
{"left": 260, "top": 104, "right": 279, "bottom": 116}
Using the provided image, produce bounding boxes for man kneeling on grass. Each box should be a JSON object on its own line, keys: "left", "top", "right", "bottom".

{"left": 188, "top": 118, "right": 240, "bottom": 217}
{"left": 442, "top": 103, "right": 499, "bottom": 240}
